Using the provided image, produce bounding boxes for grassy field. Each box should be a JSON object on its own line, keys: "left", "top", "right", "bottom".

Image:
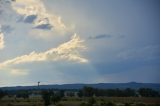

{"left": 0, "top": 97, "right": 160, "bottom": 106}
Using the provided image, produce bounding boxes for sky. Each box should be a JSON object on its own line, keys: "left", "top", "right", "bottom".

{"left": 0, "top": 0, "right": 160, "bottom": 87}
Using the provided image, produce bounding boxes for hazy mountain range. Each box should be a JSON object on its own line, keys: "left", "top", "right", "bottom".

{"left": 1, "top": 82, "right": 160, "bottom": 91}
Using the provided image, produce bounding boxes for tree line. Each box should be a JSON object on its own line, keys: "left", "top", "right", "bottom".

{"left": 0, "top": 87, "right": 160, "bottom": 106}
{"left": 78, "top": 86, "right": 160, "bottom": 97}
{"left": 0, "top": 87, "right": 160, "bottom": 99}
{"left": 0, "top": 87, "right": 159, "bottom": 99}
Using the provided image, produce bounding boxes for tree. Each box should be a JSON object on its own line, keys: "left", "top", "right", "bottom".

{"left": 0, "top": 89, "right": 6, "bottom": 100}
{"left": 88, "top": 97, "right": 96, "bottom": 105}
{"left": 125, "top": 103, "right": 131, "bottom": 106}
{"left": 124, "top": 88, "right": 135, "bottom": 97}
{"left": 51, "top": 91, "right": 62, "bottom": 104}
{"left": 82, "top": 86, "right": 95, "bottom": 97}
{"left": 16, "top": 90, "right": 29, "bottom": 99}
{"left": 42, "top": 91, "right": 51, "bottom": 106}
{"left": 138, "top": 88, "right": 159, "bottom": 97}
{"left": 105, "top": 101, "right": 116, "bottom": 106}
{"left": 78, "top": 90, "right": 83, "bottom": 97}
{"left": 51, "top": 94, "right": 61, "bottom": 104}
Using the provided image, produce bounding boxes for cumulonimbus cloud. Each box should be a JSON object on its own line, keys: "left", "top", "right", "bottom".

{"left": 0, "top": 32, "right": 5, "bottom": 49}
{"left": 0, "top": 34, "right": 88, "bottom": 70}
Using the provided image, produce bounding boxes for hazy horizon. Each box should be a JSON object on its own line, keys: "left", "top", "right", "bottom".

{"left": 0, "top": 0, "right": 160, "bottom": 87}
{"left": 1, "top": 81, "right": 160, "bottom": 88}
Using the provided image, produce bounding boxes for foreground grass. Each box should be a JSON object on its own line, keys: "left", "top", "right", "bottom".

{"left": 0, "top": 97, "right": 160, "bottom": 106}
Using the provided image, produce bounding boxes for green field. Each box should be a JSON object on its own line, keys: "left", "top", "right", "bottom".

{"left": 0, "top": 97, "right": 160, "bottom": 106}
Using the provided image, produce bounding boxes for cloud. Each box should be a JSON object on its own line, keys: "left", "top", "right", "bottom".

{"left": 89, "top": 34, "right": 112, "bottom": 40}
{"left": 29, "top": 29, "right": 54, "bottom": 40}
{"left": 0, "top": 25, "right": 13, "bottom": 33}
{"left": 11, "top": 0, "right": 71, "bottom": 33}
{"left": 99, "top": 65, "right": 160, "bottom": 83}
{"left": 33, "top": 16, "right": 53, "bottom": 30}
{"left": 117, "top": 45, "right": 160, "bottom": 60}
{"left": 23, "top": 15, "right": 37, "bottom": 23}
{"left": 0, "top": 0, "right": 73, "bottom": 41}
{"left": 34, "top": 24, "right": 52, "bottom": 30}
{"left": 88, "top": 34, "right": 126, "bottom": 40}
{"left": 10, "top": 69, "right": 28, "bottom": 76}
{"left": 0, "top": 0, "right": 19, "bottom": 23}
{"left": 0, "top": 34, "right": 88, "bottom": 69}
{"left": 0, "top": 32, "right": 5, "bottom": 49}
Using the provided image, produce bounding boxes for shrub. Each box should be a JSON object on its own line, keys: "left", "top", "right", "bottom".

{"left": 136, "top": 103, "right": 146, "bottom": 106}
{"left": 88, "top": 97, "right": 96, "bottom": 105}
{"left": 125, "top": 103, "right": 131, "bottom": 106}
{"left": 0, "top": 89, "right": 6, "bottom": 100}
{"left": 147, "top": 104, "right": 160, "bottom": 106}
{"left": 80, "top": 102, "right": 87, "bottom": 106}
{"left": 105, "top": 102, "right": 116, "bottom": 106}
{"left": 100, "top": 102, "right": 106, "bottom": 106}
{"left": 7, "top": 104, "right": 14, "bottom": 106}
{"left": 57, "top": 103, "right": 64, "bottom": 106}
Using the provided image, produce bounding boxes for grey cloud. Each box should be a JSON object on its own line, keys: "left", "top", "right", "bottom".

{"left": 89, "top": 34, "right": 126, "bottom": 40}
{"left": 0, "top": 10, "right": 3, "bottom": 14}
{"left": 0, "top": 25, "right": 13, "bottom": 33}
{"left": 117, "top": 45, "right": 160, "bottom": 60}
{"left": 17, "top": 15, "right": 52, "bottom": 30}
{"left": 0, "top": 0, "right": 12, "bottom": 4}
{"left": 34, "top": 23, "right": 52, "bottom": 30}
{"left": 33, "top": 17, "right": 53, "bottom": 30}
{"left": 17, "top": 15, "right": 37, "bottom": 24}
{"left": 89, "top": 34, "right": 112, "bottom": 40}
{"left": 0, "top": 0, "right": 20, "bottom": 24}
{"left": 117, "top": 35, "right": 126, "bottom": 39}
{"left": 24, "top": 15, "right": 37, "bottom": 23}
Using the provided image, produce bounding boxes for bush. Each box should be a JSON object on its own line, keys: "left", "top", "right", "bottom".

{"left": 100, "top": 102, "right": 106, "bottom": 106}
{"left": 125, "top": 103, "right": 131, "bottom": 106}
{"left": 42, "top": 91, "right": 51, "bottom": 106}
{"left": 7, "top": 104, "right": 14, "bottom": 106}
{"left": 100, "top": 101, "right": 116, "bottom": 106}
{"left": 88, "top": 97, "right": 96, "bottom": 105}
{"left": 136, "top": 103, "right": 146, "bottom": 106}
{"left": 57, "top": 103, "right": 64, "bottom": 106}
{"left": 80, "top": 102, "right": 87, "bottom": 106}
{"left": 105, "top": 102, "right": 116, "bottom": 106}
{"left": 147, "top": 104, "right": 160, "bottom": 106}
{"left": 0, "top": 89, "right": 6, "bottom": 100}
{"left": 86, "top": 103, "right": 93, "bottom": 106}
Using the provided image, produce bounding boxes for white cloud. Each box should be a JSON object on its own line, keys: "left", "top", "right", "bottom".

{"left": 29, "top": 29, "right": 54, "bottom": 40}
{"left": 0, "top": 34, "right": 88, "bottom": 69}
{"left": 11, "top": 0, "right": 72, "bottom": 34}
{"left": 0, "top": 32, "right": 5, "bottom": 49}
{"left": 0, "top": 0, "right": 19, "bottom": 24}
{"left": 10, "top": 69, "right": 28, "bottom": 76}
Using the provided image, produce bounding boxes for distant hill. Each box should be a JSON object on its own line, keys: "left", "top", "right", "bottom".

{"left": 1, "top": 82, "right": 160, "bottom": 91}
